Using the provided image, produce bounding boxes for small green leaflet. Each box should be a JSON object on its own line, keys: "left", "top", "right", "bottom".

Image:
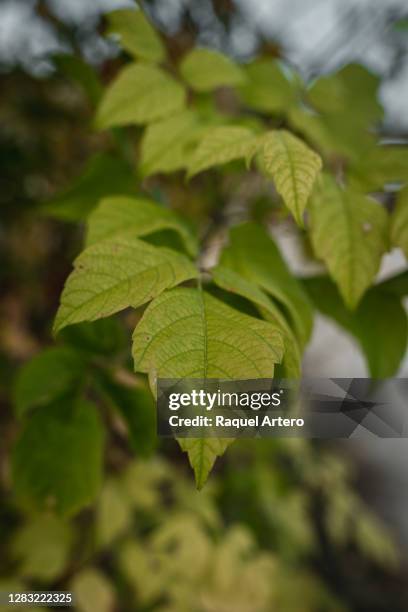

{"left": 14, "top": 347, "right": 86, "bottom": 417}
{"left": 188, "top": 126, "right": 259, "bottom": 178}
{"left": 211, "top": 265, "right": 301, "bottom": 378}
{"left": 238, "top": 59, "right": 297, "bottom": 113}
{"left": 86, "top": 196, "right": 198, "bottom": 257}
{"left": 42, "top": 153, "right": 137, "bottom": 222}
{"left": 304, "top": 276, "right": 408, "bottom": 378}
{"left": 391, "top": 186, "right": 408, "bottom": 259}
{"left": 54, "top": 237, "right": 197, "bottom": 334}
{"left": 140, "top": 111, "right": 201, "bottom": 176}
{"left": 106, "top": 9, "right": 165, "bottom": 63}
{"left": 12, "top": 397, "right": 104, "bottom": 516}
{"left": 132, "top": 287, "right": 284, "bottom": 487}
{"left": 309, "top": 174, "right": 389, "bottom": 309}
{"left": 261, "top": 130, "right": 322, "bottom": 226}
{"left": 180, "top": 48, "right": 245, "bottom": 92}
{"left": 95, "top": 63, "right": 185, "bottom": 129}
{"left": 219, "top": 223, "right": 314, "bottom": 348}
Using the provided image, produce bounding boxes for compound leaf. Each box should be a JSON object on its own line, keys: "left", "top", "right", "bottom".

{"left": 132, "top": 287, "right": 284, "bottom": 487}
{"left": 188, "top": 126, "right": 259, "bottom": 178}
{"left": 309, "top": 174, "right": 389, "bottom": 309}
{"left": 12, "top": 397, "right": 104, "bottom": 516}
{"left": 86, "top": 196, "right": 198, "bottom": 256}
{"left": 107, "top": 9, "right": 165, "bottom": 63}
{"left": 180, "top": 48, "right": 245, "bottom": 92}
{"left": 54, "top": 238, "right": 197, "bottom": 334}
{"left": 391, "top": 186, "right": 408, "bottom": 258}
{"left": 219, "top": 223, "right": 313, "bottom": 348}
{"left": 95, "top": 63, "right": 185, "bottom": 129}
{"left": 262, "top": 130, "right": 322, "bottom": 226}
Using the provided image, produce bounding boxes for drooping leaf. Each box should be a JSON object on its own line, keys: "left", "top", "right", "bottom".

{"left": 309, "top": 174, "right": 389, "bottom": 309}
{"left": 211, "top": 265, "right": 301, "bottom": 377}
{"left": 86, "top": 195, "right": 198, "bottom": 256}
{"left": 95, "top": 63, "right": 185, "bottom": 129}
{"left": 12, "top": 397, "right": 104, "bottom": 516}
{"left": 12, "top": 514, "right": 73, "bottom": 581}
{"left": 54, "top": 237, "right": 197, "bottom": 334}
{"left": 188, "top": 126, "right": 259, "bottom": 178}
{"left": 42, "top": 153, "right": 136, "bottom": 222}
{"left": 261, "top": 130, "right": 322, "bottom": 226}
{"left": 238, "top": 59, "right": 297, "bottom": 113}
{"left": 391, "top": 186, "right": 408, "bottom": 258}
{"left": 304, "top": 276, "right": 407, "bottom": 378}
{"left": 133, "top": 287, "right": 284, "bottom": 487}
{"left": 219, "top": 223, "right": 314, "bottom": 348}
{"left": 140, "top": 110, "right": 202, "bottom": 176}
{"left": 180, "top": 48, "right": 245, "bottom": 92}
{"left": 107, "top": 9, "right": 165, "bottom": 63}
{"left": 14, "top": 347, "right": 86, "bottom": 418}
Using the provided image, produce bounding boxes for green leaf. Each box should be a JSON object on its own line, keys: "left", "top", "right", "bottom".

{"left": 107, "top": 9, "right": 165, "bottom": 63}
{"left": 188, "top": 126, "right": 259, "bottom": 178}
{"left": 60, "top": 318, "right": 127, "bottom": 356}
{"left": 71, "top": 569, "right": 115, "bottom": 612}
{"left": 14, "top": 347, "right": 86, "bottom": 418}
{"left": 211, "top": 265, "right": 301, "bottom": 377}
{"left": 180, "top": 48, "right": 245, "bottom": 92}
{"left": 132, "top": 287, "right": 284, "bottom": 487}
{"left": 219, "top": 223, "right": 314, "bottom": 348}
{"left": 348, "top": 146, "right": 408, "bottom": 192}
{"left": 97, "top": 372, "right": 156, "bottom": 457}
{"left": 391, "top": 186, "right": 408, "bottom": 258}
{"left": 261, "top": 130, "right": 322, "bottom": 226}
{"left": 12, "top": 514, "right": 73, "bottom": 581}
{"left": 238, "top": 59, "right": 297, "bottom": 113}
{"left": 54, "top": 237, "right": 197, "bottom": 334}
{"left": 309, "top": 174, "right": 389, "bottom": 309}
{"left": 304, "top": 276, "right": 407, "bottom": 377}
{"left": 12, "top": 397, "right": 104, "bottom": 515}
{"left": 140, "top": 110, "right": 202, "bottom": 176}
{"left": 377, "top": 270, "right": 408, "bottom": 297}
{"left": 54, "top": 54, "right": 103, "bottom": 106}
{"left": 308, "top": 64, "right": 383, "bottom": 124}
{"left": 96, "top": 479, "right": 132, "bottom": 548}
{"left": 42, "top": 153, "right": 137, "bottom": 222}
{"left": 95, "top": 63, "right": 185, "bottom": 129}
{"left": 86, "top": 195, "right": 198, "bottom": 257}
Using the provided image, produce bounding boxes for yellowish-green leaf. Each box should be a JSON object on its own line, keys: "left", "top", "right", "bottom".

{"left": 212, "top": 265, "right": 301, "bottom": 377}
{"left": 188, "top": 126, "right": 259, "bottom": 178}
{"left": 238, "top": 59, "right": 297, "bottom": 113}
{"left": 133, "top": 287, "right": 284, "bottom": 487}
{"left": 180, "top": 48, "right": 245, "bottom": 92}
{"left": 140, "top": 110, "right": 201, "bottom": 176}
{"left": 391, "top": 186, "right": 408, "bottom": 258}
{"left": 309, "top": 174, "right": 389, "bottom": 309}
{"left": 219, "top": 223, "right": 314, "bottom": 348}
{"left": 54, "top": 238, "right": 197, "bottom": 334}
{"left": 262, "top": 129, "right": 322, "bottom": 226}
{"left": 348, "top": 145, "right": 408, "bottom": 192}
{"left": 71, "top": 569, "right": 115, "bottom": 612}
{"left": 107, "top": 9, "right": 165, "bottom": 63}
{"left": 95, "top": 63, "right": 185, "bottom": 129}
{"left": 86, "top": 196, "right": 198, "bottom": 256}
